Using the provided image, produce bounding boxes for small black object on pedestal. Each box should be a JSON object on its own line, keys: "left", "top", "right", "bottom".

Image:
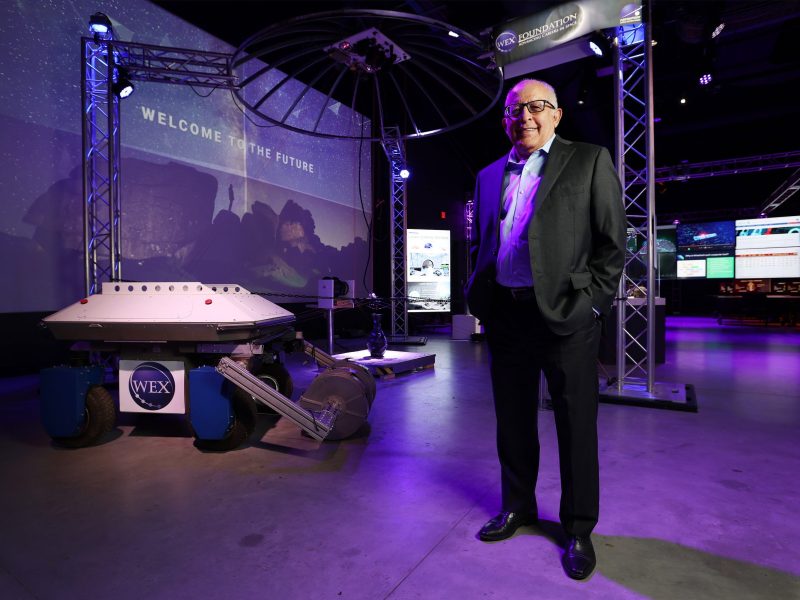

{"left": 367, "top": 312, "right": 388, "bottom": 358}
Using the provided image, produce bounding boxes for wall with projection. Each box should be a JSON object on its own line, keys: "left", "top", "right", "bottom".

{"left": 0, "top": 0, "right": 372, "bottom": 313}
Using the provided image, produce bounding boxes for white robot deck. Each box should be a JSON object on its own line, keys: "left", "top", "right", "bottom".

{"left": 42, "top": 282, "right": 295, "bottom": 343}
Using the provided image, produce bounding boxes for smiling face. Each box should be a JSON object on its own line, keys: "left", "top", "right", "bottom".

{"left": 502, "top": 80, "right": 563, "bottom": 160}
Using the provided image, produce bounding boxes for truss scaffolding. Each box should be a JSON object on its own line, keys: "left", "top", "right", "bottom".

{"left": 82, "top": 36, "right": 122, "bottom": 296}
{"left": 381, "top": 128, "right": 409, "bottom": 337}
{"left": 113, "top": 40, "right": 237, "bottom": 89}
{"left": 655, "top": 150, "right": 800, "bottom": 183}
{"left": 760, "top": 168, "right": 800, "bottom": 215}
{"left": 606, "top": 7, "right": 695, "bottom": 410}
{"left": 81, "top": 38, "right": 239, "bottom": 296}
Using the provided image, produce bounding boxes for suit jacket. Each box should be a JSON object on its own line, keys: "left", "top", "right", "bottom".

{"left": 465, "top": 135, "right": 626, "bottom": 336}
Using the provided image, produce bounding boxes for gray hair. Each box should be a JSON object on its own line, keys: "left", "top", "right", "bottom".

{"left": 506, "top": 78, "right": 559, "bottom": 109}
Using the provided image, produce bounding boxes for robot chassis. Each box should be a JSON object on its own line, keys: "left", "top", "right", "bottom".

{"left": 40, "top": 282, "right": 375, "bottom": 451}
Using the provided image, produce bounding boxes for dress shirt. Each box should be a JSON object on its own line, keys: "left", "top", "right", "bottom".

{"left": 495, "top": 134, "right": 556, "bottom": 287}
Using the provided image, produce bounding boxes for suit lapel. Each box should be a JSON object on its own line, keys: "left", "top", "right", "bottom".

{"left": 485, "top": 156, "right": 506, "bottom": 247}
{"left": 535, "top": 137, "right": 574, "bottom": 214}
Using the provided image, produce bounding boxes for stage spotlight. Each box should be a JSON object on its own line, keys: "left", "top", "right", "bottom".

{"left": 448, "top": 30, "right": 460, "bottom": 38}
{"left": 711, "top": 22, "right": 725, "bottom": 38}
{"left": 399, "top": 168, "right": 410, "bottom": 180}
{"left": 696, "top": 42, "right": 717, "bottom": 89}
{"left": 112, "top": 68, "right": 135, "bottom": 98}
{"left": 587, "top": 32, "right": 610, "bottom": 58}
{"left": 89, "top": 12, "right": 113, "bottom": 37}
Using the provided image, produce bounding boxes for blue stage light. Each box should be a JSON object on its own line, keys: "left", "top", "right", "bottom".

{"left": 89, "top": 12, "right": 112, "bottom": 36}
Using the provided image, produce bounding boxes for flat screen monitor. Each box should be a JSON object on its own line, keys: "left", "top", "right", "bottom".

{"left": 625, "top": 225, "right": 677, "bottom": 280}
{"left": 772, "top": 279, "right": 800, "bottom": 295}
{"left": 676, "top": 259, "right": 706, "bottom": 279}
{"left": 734, "top": 279, "right": 771, "bottom": 293}
{"left": 676, "top": 220, "right": 736, "bottom": 279}
{"left": 734, "top": 215, "right": 800, "bottom": 279}
{"left": 706, "top": 256, "right": 735, "bottom": 278}
{"left": 655, "top": 226, "right": 677, "bottom": 279}
{"left": 407, "top": 229, "right": 451, "bottom": 313}
{"left": 677, "top": 220, "right": 736, "bottom": 256}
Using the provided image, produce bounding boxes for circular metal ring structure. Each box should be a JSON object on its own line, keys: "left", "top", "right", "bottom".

{"left": 231, "top": 9, "right": 503, "bottom": 141}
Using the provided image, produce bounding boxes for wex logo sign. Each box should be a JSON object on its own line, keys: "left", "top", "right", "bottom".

{"left": 495, "top": 31, "right": 518, "bottom": 53}
{"left": 129, "top": 362, "right": 175, "bottom": 410}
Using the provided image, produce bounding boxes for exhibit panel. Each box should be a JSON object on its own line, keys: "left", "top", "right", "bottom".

{"left": 406, "top": 228, "right": 451, "bottom": 313}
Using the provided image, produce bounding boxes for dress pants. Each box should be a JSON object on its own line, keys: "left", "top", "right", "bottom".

{"left": 484, "top": 283, "right": 602, "bottom": 537}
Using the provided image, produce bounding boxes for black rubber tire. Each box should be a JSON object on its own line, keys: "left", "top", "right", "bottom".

{"left": 193, "top": 395, "right": 256, "bottom": 452}
{"left": 53, "top": 385, "right": 116, "bottom": 448}
{"left": 234, "top": 395, "right": 258, "bottom": 436}
{"left": 236, "top": 362, "right": 293, "bottom": 415}
{"left": 257, "top": 362, "right": 294, "bottom": 398}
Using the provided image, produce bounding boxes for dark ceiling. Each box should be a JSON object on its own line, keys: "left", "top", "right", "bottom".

{"left": 151, "top": 0, "right": 800, "bottom": 222}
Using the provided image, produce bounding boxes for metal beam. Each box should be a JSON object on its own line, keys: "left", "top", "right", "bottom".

{"left": 760, "top": 168, "right": 800, "bottom": 215}
{"left": 381, "top": 127, "right": 409, "bottom": 337}
{"left": 655, "top": 151, "right": 800, "bottom": 183}
{"left": 113, "top": 40, "right": 238, "bottom": 89}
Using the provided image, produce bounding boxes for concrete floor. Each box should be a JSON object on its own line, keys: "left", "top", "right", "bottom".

{"left": 0, "top": 316, "right": 798, "bottom": 599}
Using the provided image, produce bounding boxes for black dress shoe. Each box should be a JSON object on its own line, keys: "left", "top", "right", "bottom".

{"left": 478, "top": 511, "right": 536, "bottom": 541}
{"left": 562, "top": 535, "right": 596, "bottom": 580}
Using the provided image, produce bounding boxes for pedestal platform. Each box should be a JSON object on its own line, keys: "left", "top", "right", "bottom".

{"left": 333, "top": 349, "right": 435, "bottom": 378}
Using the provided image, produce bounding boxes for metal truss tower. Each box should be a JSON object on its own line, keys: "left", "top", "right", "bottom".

{"left": 81, "top": 36, "right": 237, "bottom": 296}
{"left": 82, "top": 35, "right": 122, "bottom": 296}
{"left": 606, "top": 4, "right": 695, "bottom": 410}
{"left": 381, "top": 128, "right": 409, "bottom": 337}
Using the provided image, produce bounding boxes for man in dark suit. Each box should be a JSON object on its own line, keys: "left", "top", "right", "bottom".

{"left": 465, "top": 78, "right": 626, "bottom": 580}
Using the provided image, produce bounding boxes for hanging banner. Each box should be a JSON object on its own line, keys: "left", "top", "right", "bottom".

{"left": 492, "top": 0, "right": 642, "bottom": 68}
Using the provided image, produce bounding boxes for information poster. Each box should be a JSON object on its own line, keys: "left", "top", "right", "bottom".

{"left": 406, "top": 229, "right": 451, "bottom": 313}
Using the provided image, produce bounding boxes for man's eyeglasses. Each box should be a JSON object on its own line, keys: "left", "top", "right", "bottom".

{"left": 503, "top": 100, "right": 557, "bottom": 118}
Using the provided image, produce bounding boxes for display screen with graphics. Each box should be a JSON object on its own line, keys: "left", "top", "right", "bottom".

{"left": 705, "top": 256, "right": 735, "bottom": 279}
{"left": 0, "top": 0, "right": 371, "bottom": 313}
{"left": 626, "top": 226, "right": 677, "bottom": 280}
{"left": 406, "top": 229, "right": 451, "bottom": 313}
{"left": 734, "top": 279, "right": 771, "bottom": 293}
{"left": 676, "top": 221, "right": 736, "bottom": 279}
{"left": 734, "top": 216, "right": 800, "bottom": 279}
{"left": 657, "top": 227, "right": 678, "bottom": 279}
{"left": 676, "top": 259, "right": 706, "bottom": 279}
